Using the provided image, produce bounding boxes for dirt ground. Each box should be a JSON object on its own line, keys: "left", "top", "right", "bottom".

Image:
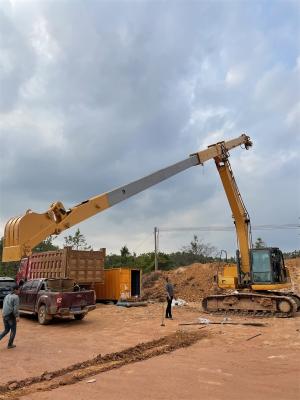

{"left": 0, "top": 302, "right": 299, "bottom": 400}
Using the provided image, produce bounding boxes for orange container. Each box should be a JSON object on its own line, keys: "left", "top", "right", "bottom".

{"left": 95, "top": 267, "right": 141, "bottom": 301}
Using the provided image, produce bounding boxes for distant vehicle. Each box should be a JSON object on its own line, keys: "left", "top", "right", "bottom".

{"left": 18, "top": 278, "right": 96, "bottom": 325}
{"left": 0, "top": 277, "right": 16, "bottom": 305}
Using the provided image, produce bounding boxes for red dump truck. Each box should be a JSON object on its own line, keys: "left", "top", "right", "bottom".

{"left": 16, "top": 247, "right": 106, "bottom": 288}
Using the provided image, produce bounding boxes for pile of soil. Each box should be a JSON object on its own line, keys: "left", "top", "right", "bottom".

{"left": 142, "top": 263, "right": 219, "bottom": 302}
{"left": 285, "top": 258, "right": 300, "bottom": 294}
{"left": 142, "top": 258, "right": 300, "bottom": 302}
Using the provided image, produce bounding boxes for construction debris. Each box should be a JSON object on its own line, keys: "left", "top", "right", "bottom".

{"left": 116, "top": 300, "right": 148, "bottom": 307}
{"left": 172, "top": 298, "right": 188, "bottom": 306}
{"left": 246, "top": 333, "right": 262, "bottom": 341}
{"left": 179, "top": 321, "right": 267, "bottom": 327}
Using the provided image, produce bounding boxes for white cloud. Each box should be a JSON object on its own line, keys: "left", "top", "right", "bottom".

{"left": 286, "top": 102, "right": 300, "bottom": 128}
{"left": 225, "top": 65, "right": 246, "bottom": 86}
{"left": 0, "top": 0, "right": 299, "bottom": 255}
{"left": 30, "top": 16, "right": 60, "bottom": 62}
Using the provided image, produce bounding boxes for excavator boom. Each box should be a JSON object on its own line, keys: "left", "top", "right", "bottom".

{"left": 2, "top": 134, "right": 252, "bottom": 262}
{"left": 214, "top": 157, "right": 251, "bottom": 284}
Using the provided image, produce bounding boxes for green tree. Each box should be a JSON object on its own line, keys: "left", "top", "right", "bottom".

{"left": 135, "top": 252, "right": 155, "bottom": 273}
{"left": 254, "top": 237, "right": 266, "bottom": 249}
{"left": 33, "top": 236, "right": 60, "bottom": 252}
{"left": 120, "top": 245, "right": 131, "bottom": 265}
{"left": 64, "top": 229, "right": 92, "bottom": 250}
{"left": 105, "top": 250, "right": 173, "bottom": 272}
{"left": 0, "top": 237, "right": 19, "bottom": 278}
{"left": 182, "top": 235, "right": 216, "bottom": 259}
{"left": 120, "top": 245, "right": 130, "bottom": 257}
{"left": 155, "top": 252, "right": 173, "bottom": 271}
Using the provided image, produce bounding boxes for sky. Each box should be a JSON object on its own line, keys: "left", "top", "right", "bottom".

{"left": 0, "top": 0, "right": 299, "bottom": 258}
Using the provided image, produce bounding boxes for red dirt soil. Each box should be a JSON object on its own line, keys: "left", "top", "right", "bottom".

{"left": 0, "top": 303, "right": 297, "bottom": 400}
{"left": 0, "top": 259, "right": 299, "bottom": 399}
{"left": 142, "top": 262, "right": 218, "bottom": 301}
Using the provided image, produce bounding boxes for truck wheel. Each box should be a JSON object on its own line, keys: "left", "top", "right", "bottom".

{"left": 74, "top": 314, "right": 85, "bottom": 321}
{"left": 38, "top": 305, "right": 52, "bottom": 325}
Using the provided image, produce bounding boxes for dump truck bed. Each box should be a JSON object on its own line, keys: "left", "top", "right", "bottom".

{"left": 17, "top": 247, "right": 105, "bottom": 285}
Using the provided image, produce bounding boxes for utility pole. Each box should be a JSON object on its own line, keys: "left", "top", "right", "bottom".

{"left": 154, "top": 226, "right": 159, "bottom": 271}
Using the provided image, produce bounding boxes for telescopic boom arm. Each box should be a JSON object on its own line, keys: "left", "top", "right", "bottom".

{"left": 2, "top": 134, "right": 252, "bottom": 262}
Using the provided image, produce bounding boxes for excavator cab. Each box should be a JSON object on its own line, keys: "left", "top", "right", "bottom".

{"left": 250, "top": 247, "right": 289, "bottom": 285}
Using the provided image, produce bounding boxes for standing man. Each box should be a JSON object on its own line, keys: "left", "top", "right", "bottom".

{"left": 165, "top": 277, "right": 174, "bottom": 319}
{"left": 0, "top": 283, "right": 19, "bottom": 349}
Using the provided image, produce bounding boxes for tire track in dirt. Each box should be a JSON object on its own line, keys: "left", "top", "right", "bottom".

{"left": 0, "top": 330, "right": 209, "bottom": 399}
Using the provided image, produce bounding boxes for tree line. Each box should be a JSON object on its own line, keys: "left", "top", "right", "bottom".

{"left": 0, "top": 231, "right": 299, "bottom": 278}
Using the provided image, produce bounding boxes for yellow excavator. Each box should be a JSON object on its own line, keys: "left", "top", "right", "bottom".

{"left": 202, "top": 145, "right": 300, "bottom": 317}
{"left": 2, "top": 134, "right": 299, "bottom": 316}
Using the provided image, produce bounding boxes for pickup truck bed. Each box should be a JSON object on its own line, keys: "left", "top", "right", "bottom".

{"left": 19, "top": 278, "right": 96, "bottom": 324}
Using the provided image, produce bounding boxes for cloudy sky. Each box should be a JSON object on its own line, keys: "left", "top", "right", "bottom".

{"left": 0, "top": 0, "right": 299, "bottom": 257}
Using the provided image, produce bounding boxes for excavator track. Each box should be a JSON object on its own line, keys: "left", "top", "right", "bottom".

{"left": 262, "top": 291, "right": 300, "bottom": 311}
{"left": 202, "top": 292, "right": 298, "bottom": 318}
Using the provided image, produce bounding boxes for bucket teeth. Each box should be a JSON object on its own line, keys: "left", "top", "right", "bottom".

{"left": 4, "top": 216, "right": 21, "bottom": 247}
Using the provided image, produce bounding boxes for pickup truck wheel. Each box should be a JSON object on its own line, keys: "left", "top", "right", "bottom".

{"left": 74, "top": 314, "right": 85, "bottom": 321}
{"left": 38, "top": 305, "right": 52, "bottom": 325}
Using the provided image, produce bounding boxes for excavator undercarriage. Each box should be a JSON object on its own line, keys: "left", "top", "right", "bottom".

{"left": 202, "top": 291, "right": 300, "bottom": 318}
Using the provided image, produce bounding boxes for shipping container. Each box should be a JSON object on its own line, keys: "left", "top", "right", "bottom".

{"left": 17, "top": 247, "right": 106, "bottom": 286}
{"left": 95, "top": 267, "right": 141, "bottom": 302}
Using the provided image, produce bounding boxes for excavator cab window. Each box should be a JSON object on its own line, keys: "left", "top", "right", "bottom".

{"left": 251, "top": 248, "right": 287, "bottom": 284}
{"left": 251, "top": 249, "right": 272, "bottom": 283}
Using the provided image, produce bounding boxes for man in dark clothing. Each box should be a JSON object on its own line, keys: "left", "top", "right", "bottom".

{"left": 0, "top": 283, "right": 19, "bottom": 349}
{"left": 165, "top": 277, "right": 174, "bottom": 319}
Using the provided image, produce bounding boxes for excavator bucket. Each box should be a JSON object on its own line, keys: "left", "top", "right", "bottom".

{"left": 3, "top": 216, "right": 23, "bottom": 261}
{"left": 2, "top": 210, "right": 55, "bottom": 262}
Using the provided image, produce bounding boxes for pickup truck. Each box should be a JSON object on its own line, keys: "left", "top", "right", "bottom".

{"left": 19, "top": 278, "right": 96, "bottom": 325}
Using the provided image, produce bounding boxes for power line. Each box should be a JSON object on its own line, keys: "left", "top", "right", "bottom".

{"left": 159, "top": 224, "right": 300, "bottom": 232}
{"left": 132, "top": 232, "right": 154, "bottom": 253}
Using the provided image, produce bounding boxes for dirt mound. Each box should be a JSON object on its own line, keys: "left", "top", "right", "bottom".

{"left": 142, "top": 263, "right": 219, "bottom": 302}
{"left": 285, "top": 258, "right": 300, "bottom": 294}
{"left": 142, "top": 258, "right": 300, "bottom": 302}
